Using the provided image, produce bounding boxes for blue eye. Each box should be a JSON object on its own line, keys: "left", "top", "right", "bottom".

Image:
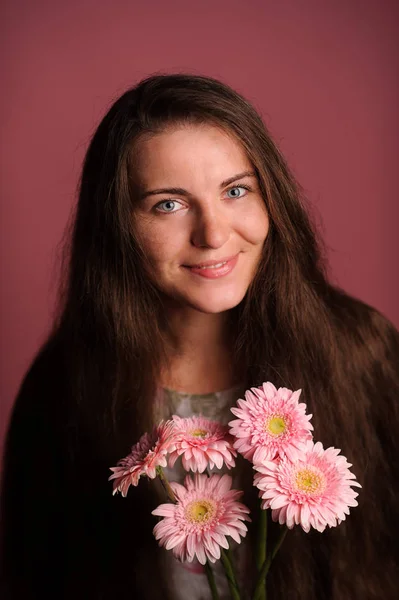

{"left": 155, "top": 200, "right": 183, "bottom": 213}
{"left": 226, "top": 185, "right": 250, "bottom": 199}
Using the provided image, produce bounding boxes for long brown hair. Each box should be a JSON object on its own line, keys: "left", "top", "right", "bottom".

{"left": 2, "top": 73, "right": 398, "bottom": 599}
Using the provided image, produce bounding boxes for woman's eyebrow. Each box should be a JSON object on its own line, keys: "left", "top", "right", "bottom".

{"left": 139, "top": 170, "right": 256, "bottom": 200}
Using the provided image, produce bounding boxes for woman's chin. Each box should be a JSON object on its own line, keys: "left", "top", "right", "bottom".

{"left": 179, "top": 290, "right": 247, "bottom": 314}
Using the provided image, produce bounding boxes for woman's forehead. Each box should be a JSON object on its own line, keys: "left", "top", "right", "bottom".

{"left": 129, "top": 124, "right": 252, "bottom": 189}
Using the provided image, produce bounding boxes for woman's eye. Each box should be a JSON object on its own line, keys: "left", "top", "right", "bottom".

{"left": 226, "top": 185, "right": 250, "bottom": 199}
{"left": 154, "top": 200, "right": 184, "bottom": 213}
{"left": 154, "top": 185, "right": 250, "bottom": 213}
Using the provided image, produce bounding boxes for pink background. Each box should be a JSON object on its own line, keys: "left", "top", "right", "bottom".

{"left": 1, "top": 0, "right": 398, "bottom": 456}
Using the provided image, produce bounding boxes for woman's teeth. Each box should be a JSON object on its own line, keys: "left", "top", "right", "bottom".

{"left": 196, "top": 261, "right": 227, "bottom": 269}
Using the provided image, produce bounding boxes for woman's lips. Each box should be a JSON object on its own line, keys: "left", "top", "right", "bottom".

{"left": 183, "top": 254, "right": 239, "bottom": 279}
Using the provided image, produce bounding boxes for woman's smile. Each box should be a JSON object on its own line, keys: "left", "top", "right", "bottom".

{"left": 183, "top": 253, "right": 240, "bottom": 279}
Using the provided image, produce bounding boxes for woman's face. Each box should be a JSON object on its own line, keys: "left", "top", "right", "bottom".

{"left": 130, "top": 124, "right": 269, "bottom": 314}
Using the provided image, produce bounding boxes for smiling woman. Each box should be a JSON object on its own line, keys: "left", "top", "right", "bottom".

{"left": 130, "top": 125, "right": 269, "bottom": 320}
{"left": 1, "top": 73, "right": 399, "bottom": 600}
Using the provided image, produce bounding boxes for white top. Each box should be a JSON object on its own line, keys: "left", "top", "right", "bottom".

{"left": 156, "top": 384, "right": 253, "bottom": 600}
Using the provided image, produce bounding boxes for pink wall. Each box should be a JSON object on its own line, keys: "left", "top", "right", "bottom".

{"left": 1, "top": 0, "right": 398, "bottom": 453}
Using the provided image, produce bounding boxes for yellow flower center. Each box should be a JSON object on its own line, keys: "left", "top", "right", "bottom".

{"left": 191, "top": 429, "right": 208, "bottom": 438}
{"left": 186, "top": 500, "right": 215, "bottom": 523}
{"left": 295, "top": 468, "right": 324, "bottom": 494}
{"left": 266, "top": 416, "right": 287, "bottom": 436}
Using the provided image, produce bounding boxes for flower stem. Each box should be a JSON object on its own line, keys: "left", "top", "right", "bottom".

{"left": 204, "top": 561, "right": 220, "bottom": 600}
{"left": 221, "top": 549, "right": 241, "bottom": 600}
{"left": 252, "top": 527, "right": 288, "bottom": 600}
{"left": 255, "top": 508, "right": 267, "bottom": 600}
{"left": 156, "top": 467, "right": 176, "bottom": 503}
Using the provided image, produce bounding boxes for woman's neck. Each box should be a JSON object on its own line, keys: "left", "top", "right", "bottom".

{"left": 160, "top": 306, "right": 241, "bottom": 394}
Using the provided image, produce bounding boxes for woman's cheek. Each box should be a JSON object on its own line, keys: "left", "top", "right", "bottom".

{"left": 235, "top": 208, "right": 269, "bottom": 245}
{"left": 134, "top": 214, "right": 176, "bottom": 255}
{"left": 143, "top": 225, "right": 184, "bottom": 262}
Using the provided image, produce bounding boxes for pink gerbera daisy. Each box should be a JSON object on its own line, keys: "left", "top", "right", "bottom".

{"left": 109, "top": 420, "right": 176, "bottom": 497}
{"left": 168, "top": 415, "right": 237, "bottom": 473}
{"left": 254, "top": 440, "right": 361, "bottom": 532}
{"left": 152, "top": 473, "right": 251, "bottom": 564}
{"left": 229, "top": 381, "right": 313, "bottom": 464}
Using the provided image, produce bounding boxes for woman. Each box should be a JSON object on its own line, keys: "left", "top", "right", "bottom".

{"left": 1, "top": 73, "right": 398, "bottom": 599}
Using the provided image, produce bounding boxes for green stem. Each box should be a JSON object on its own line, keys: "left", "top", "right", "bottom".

{"left": 204, "top": 561, "right": 220, "bottom": 600}
{"left": 252, "top": 528, "right": 288, "bottom": 600}
{"left": 156, "top": 467, "right": 176, "bottom": 503}
{"left": 255, "top": 509, "right": 267, "bottom": 600}
{"left": 256, "top": 509, "right": 267, "bottom": 569}
{"left": 221, "top": 549, "right": 241, "bottom": 600}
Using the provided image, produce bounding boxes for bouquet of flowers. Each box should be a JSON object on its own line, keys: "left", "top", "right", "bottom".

{"left": 109, "top": 382, "right": 361, "bottom": 599}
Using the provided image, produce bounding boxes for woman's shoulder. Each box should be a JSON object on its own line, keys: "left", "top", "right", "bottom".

{"left": 2, "top": 332, "right": 70, "bottom": 486}
{"left": 5, "top": 333, "right": 67, "bottom": 433}
{"left": 326, "top": 285, "right": 399, "bottom": 370}
{"left": 324, "top": 286, "right": 399, "bottom": 465}
{"left": 0, "top": 334, "right": 71, "bottom": 595}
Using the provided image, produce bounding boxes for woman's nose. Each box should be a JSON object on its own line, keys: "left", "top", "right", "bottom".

{"left": 190, "top": 205, "right": 230, "bottom": 249}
